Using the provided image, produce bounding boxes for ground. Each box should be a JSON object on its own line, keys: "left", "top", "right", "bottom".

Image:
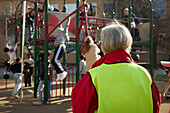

{"left": 0, "top": 79, "right": 72, "bottom": 113}
{"left": 0, "top": 74, "right": 170, "bottom": 113}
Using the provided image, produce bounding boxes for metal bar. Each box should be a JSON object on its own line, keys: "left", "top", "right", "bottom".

{"left": 85, "top": 6, "right": 90, "bottom": 36}
{"left": 92, "top": 22, "right": 98, "bottom": 39}
{"left": 128, "top": 7, "right": 132, "bottom": 33}
{"left": 36, "top": 37, "right": 77, "bottom": 42}
{"left": 133, "top": 42, "right": 150, "bottom": 45}
{"left": 91, "top": 5, "right": 105, "bottom": 18}
{"left": 15, "top": 19, "right": 18, "bottom": 57}
{"left": 72, "top": 67, "right": 74, "bottom": 88}
{"left": 68, "top": 68, "right": 70, "bottom": 96}
{"left": 7, "top": 17, "right": 20, "bottom": 20}
{"left": 76, "top": 0, "right": 80, "bottom": 84}
{"left": 132, "top": 27, "right": 135, "bottom": 38}
{"left": 152, "top": 24, "right": 155, "bottom": 39}
{"left": 26, "top": 0, "right": 44, "bottom": 4}
{"left": 97, "top": 28, "right": 101, "bottom": 41}
{"left": 56, "top": 73, "right": 57, "bottom": 97}
{"left": 51, "top": 70, "right": 53, "bottom": 97}
{"left": 62, "top": 4, "right": 66, "bottom": 96}
{"left": 60, "top": 81, "right": 61, "bottom": 96}
{"left": 20, "top": 20, "right": 23, "bottom": 57}
{"left": 44, "top": 0, "right": 49, "bottom": 102}
{"left": 34, "top": 1, "right": 39, "bottom": 98}
{"left": 131, "top": 17, "right": 151, "bottom": 21}
{"left": 81, "top": 17, "right": 128, "bottom": 23}
{"left": 80, "top": 29, "right": 86, "bottom": 50}
{"left": 78, "top": 10, "right": 86, "bottom": 38}
{"left": 150, "top": 8, "right": 154, "bottom": 77}
{"left": 83, "top": 22, "right": 105, "bottom": 26}
{"left": 20, "top": 0, "right": 27, "bottom": 103}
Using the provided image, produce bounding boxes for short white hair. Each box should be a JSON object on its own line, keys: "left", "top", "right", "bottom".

{"left": 101, "top": 23, "right": 132, "bottom": 54}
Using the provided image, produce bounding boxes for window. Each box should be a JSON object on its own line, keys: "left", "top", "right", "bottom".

{"left": 4, "top": 5, "right": 16, "bottom": 16}
{"left": 103, "top": 3, "right": 114, "bottom": 19}
{"left": 65, "top": 3, "right": 76, "bottom": 14}
{"left": 153, "top": 0, "right": 166, "bottom": 19}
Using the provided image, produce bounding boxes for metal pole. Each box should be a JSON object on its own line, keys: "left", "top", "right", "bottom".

{"left": 63, "top": 2, "right": 66, "bottom": 96}
{"left": 20, "top": 0, "right": 27, "bottom": 103}
{"left": 15, "top": 19, "right": 18, "bottom": 57}
{"left": 150, "top": 2, "right": 154, "bottom": 77}
{"left": 34, "top": 1, "right": 39, "bottom": 98}
{"left": 5, "top": 17, "right": 8, "bottom": 45}
{"left": 76, "top": 0, "right": 80, "bottom": 83}
{"left": 5, "top": 18, "right": 8, "bottom": 86}
{"left": 44, "top": 0, "right": 49, "bottom": 103}
{"left": 128, "top": 0, "right": 132, "bottom": 33}
{"left": 20, "top": 19, "right": 23, "bottom": 57}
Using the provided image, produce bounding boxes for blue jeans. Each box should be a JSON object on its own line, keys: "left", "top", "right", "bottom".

{"left": 38, "top": 80, "right": 51, "bottom": 102}
{"left": 13, "top": 73, "right": 22, "bottom": 95}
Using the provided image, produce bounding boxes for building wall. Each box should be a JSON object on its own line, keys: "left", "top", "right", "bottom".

{"left": 156, "top": 0, "right": 170, "bottom": 63}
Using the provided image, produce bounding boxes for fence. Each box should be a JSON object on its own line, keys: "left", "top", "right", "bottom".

{"left": 50, "top": 66, "right": 76, "bottom": 98}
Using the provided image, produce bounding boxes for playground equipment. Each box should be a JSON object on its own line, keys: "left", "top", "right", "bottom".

{"left": 127, "top": 0, "right": 155, "bottom": 77}
{"left": 50, "top": 66, "right": 76, "bottom": 97}
{"left": 4, "top": 0, "right": 155, "bottom": 103}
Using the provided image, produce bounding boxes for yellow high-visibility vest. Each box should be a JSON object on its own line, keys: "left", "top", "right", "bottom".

{"left": 89, "top": 62, "right": 153, "bottom": 113}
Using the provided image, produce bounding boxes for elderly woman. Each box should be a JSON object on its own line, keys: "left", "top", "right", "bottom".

{"left": 71, "top": 23, "right": 161, "bottom": 113}
{"left": 81, "top": 36, "right": 100, "bottom": 71}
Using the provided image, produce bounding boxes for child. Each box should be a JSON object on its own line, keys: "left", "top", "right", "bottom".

{"left": 51, "top": 18, "right": 70, "bottom": 81}
{"left": 7, "top": 42, "right": 20, "bottom": 64}
{"left": 11, "top": 57, "right": 22, "bottom": 98}
{"left": 79, "top": 55, "right": 87, "bottom": 78}
{"left": 33, "top": 53, "right": 51, "bottom": 105}
{"left": 23, "top": 54, "right": 34, "bottom": 87}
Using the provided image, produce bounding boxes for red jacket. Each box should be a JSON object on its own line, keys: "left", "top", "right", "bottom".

{"left": 71, "top": 50, "right": 161, "bottom": 113}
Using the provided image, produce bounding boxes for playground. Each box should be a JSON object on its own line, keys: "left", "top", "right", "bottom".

{"left": 1, "top": 0, "right": 170, "bottom": 112}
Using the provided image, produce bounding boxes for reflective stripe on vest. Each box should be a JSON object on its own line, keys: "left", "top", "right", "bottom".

{"left": 89, "top": 62, "right": 153, "bottom": 113}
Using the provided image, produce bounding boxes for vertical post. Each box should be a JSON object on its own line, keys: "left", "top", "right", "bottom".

{"left": 20, "top": 19, "right": 23, "bottom": 57}
{"left": 44, "top": 0, "right": 49, "bottom": 102}
{"left": 63, "top": 3, "right": 66, "bottom": 96}
{"left": 150, "top": 8, "right": 154, "bottom": 77}
{"left": 76, "top": 0, "right": 80, "bottom": 83}
{"left": 34, "top": 1, "right": 39, "bottom": 98}
{"left": 15, "top": 19, "right": 18, "bottom": 57}
{"left": 128, "top": 8, "right": 132, "bottom": 33}
{"left": 20, "top": 0, "right": 27, "bottom": 103}
{"left": 63, "top": 0, "right": 66, "bottom": 12}
{"left": 128, "top": 0, "right": 132, "bottom": 33}
{"left": 5, "top": 18, "right": 8, "bottom": 43}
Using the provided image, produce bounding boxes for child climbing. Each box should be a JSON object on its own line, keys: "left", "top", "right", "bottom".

{"left": 51, "top": 18, "right": 70, "bottom": 81}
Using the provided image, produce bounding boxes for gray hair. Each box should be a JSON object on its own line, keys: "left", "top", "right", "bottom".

{"left": 101, "top": 23, "right": 132, "bottom": 54}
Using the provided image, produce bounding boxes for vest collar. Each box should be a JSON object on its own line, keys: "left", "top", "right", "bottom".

{"left": 92, "top": 50, "right": 134, "bottom": 68}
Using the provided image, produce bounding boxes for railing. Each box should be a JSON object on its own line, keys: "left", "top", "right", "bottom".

{"left": 50, "top": 66, "right": 76, "bottom": 97}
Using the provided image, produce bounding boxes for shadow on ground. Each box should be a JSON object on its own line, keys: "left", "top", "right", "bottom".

{"left": 0, "top": 83, "right": 72, "bottom": 113}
